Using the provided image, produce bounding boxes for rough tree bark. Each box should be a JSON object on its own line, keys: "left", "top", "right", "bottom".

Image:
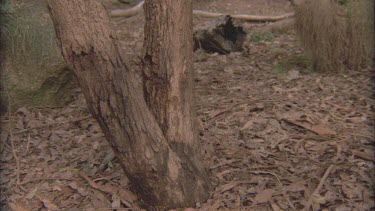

{"left": 142, "top": 0, "right": 209, "bottom": 173}
{"left": 47, "top": 0, "right": 211, "bottom": 209}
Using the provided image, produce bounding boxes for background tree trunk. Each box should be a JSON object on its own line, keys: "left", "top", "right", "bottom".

{"left": 142, "top": 1, "right": 211, "bottom": 191}
{"left": 47, "top": 0, "right": 210, "bottom": 209}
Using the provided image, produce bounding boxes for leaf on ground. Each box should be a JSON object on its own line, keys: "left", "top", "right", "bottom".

{"left": 281, "top": 114, "right": 336, "bottom": 135}
{"left": 9, "top": 202, "right": 31, "bottom": 211}
{"left": 284, "top": 182, "right": 305, "bottom": 192}
{"left": 25, "top": 187, "right": 38, "bottom": 200}
{"left": 346, "top": 116, "right": 367, "bottom": 123}
{"left": 38, "top": 196, "right": 59, "bottom": 210}
{"left": 210, "top": 159, "right": 240, "bottom": 169}
{"left": 286, "top": 70, "right": 300, "bottom": 81}
{"left": 312, "top": 193, "right": 326, "bottom": 204}
{"left": 117, "top": 187, "right": 138, "bottom": 203}
{"left": 342, "top": 182, "right": 363, "bottom": 199}
{"left": 90, "top": 190, "right": 111, "bottom": 208}
{"left": 217, "top": 182, "right": 243, "bottom": 193}
{"left": 215, "top": 169, "right": 242, "bottom": 180}
{"left": 68, "top": 181, "right": 89, "bottom": 197}
{"left": 253, "top": 188, "right": 275, "bottom": 204}
{"left": 208, "top": 108, "right": 230, "bottom": 119}
{"left": 111, "top": 193, "right": 121, "bottom": 208}
{"left": 241, "top": 119, "right": 254, "bottom": 130}
{"left": 271, "top": 203, "right": 284, "bottom": 211}
{"left": 306, "top": 122, "right": 336, "bottom": 135}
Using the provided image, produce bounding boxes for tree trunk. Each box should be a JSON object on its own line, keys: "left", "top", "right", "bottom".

{"left": 47, "top": 0, "right": 210, "bottom": 209}
{"left": 142, "top": 1, "right": 211, "bottom": 186}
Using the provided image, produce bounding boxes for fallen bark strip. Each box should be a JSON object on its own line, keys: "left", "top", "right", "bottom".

{"left": 194, "top": 10, "right": 294, "bottom": 21}
{"left": 110, "top": 0, "right": 294, "bottom": 22}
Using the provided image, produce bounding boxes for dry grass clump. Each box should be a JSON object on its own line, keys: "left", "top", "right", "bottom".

{"left": 344, "top": 0, "right": 374, "bottom": 70}
{"left": 295, "top": 0, "right": 374, "bottom": 72}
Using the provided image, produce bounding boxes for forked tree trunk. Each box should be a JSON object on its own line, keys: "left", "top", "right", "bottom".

{"left": 47, "top": 0, "right": 211, "bottom": 209}
{"left": 142, "top": 0, "right": 211, "bottom": 190}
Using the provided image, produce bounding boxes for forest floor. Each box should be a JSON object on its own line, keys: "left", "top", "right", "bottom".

{"left": 1, "top": 0, "right": 374, "bottom": 210}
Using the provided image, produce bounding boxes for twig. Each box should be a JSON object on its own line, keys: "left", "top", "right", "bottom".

{"left": 332, "top": 143, "right": 342, "bottom": 163}
{"left": 13, "top": 115, "right": 91, "bottom": 135}
{"left": 352, "top": 150, "right": 375, "bottom": 162}
{"left": 79, "top": 172, "right": 100, "bottom": 190}
{"left": 24, "top": 134, "right": 31, "bottom": 155}
{"left": 250, "top": 171, "right": 296, "bottom": 210}
{"left": 250, "top": 171, "right": 297, "bottom": 210}
{"left": 304, "top": 165, "right": 334, "bottom": 211}
{"left": 19, "top": 177, "right": 75, "bottom": 186}
{"left": 96, "top": 150, "right": 115, "bottom": 174}
{"left": 274, "top": 173, "right": 297, "bottom": 211}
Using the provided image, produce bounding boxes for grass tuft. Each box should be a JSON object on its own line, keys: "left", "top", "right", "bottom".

{"left": 274, "top": 54, "right": 314, "bottom": 74}
{"left": 295, "top": 0, "right": 374, "bottom": 72}
{"left": 249, "top": 31, "right": 274, "bottom": 43}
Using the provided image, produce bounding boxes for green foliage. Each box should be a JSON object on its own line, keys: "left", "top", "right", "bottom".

{"left": 274, "top": 54, "right": 314, "bottom": 74}
{"left": 249, "top": 32, "right": 274, "bottom": 43}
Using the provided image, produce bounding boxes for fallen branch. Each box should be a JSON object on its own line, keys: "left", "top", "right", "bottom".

{"left": 109, "top": 0, "right": 294, "bottom": 22}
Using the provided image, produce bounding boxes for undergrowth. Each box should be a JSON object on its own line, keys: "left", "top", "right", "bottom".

{"left": 274, "top": 54, "right": 314, "bottom": 74}
{"left": 1, "top": 1, "right": 56, "bottom": 62}
{"left": 249, "top": 31, "right": 274, "bottom": 43}
{"left": 295, "top": 0, "right": 374, "bottom": 72}
{"left": 0, "top": 0, "right": 11, "bottom": 39}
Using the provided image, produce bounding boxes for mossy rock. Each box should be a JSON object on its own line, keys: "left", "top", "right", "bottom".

{"left": 0, "top": 0, "right": 74, "bottom": 113}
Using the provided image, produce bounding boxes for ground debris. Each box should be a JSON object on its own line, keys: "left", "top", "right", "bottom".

{"left": 1, "top": 0, "right": 374, "bottom": 210}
